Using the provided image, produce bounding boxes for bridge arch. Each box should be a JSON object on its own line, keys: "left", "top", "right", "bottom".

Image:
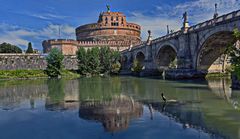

{"left": 121, "top": 55, "right": 129, "bottom": 69}
{"left": 135, "top": 51, "right": 145, "bottom": 65}
{"left": 155, "top": 44, "right": 177, "bottom": 71}
{"left": 196, "top": 29, "right": 235, "bottom": 73}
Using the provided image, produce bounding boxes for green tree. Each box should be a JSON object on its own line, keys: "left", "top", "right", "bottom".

{"left": 110, "top": 50, "right": 121, "bottom": 74}
{"left": 231, "top": 29, "right": 240, "bottom": 79}
{"left": 26, "top": 42, "right": 34, "bottom": 53}
{"left": 99, "top": 47, "right": 111, "bottom": 73}
{"left": 87, "top": 47, "right": 100, "bottom": 75}
{"left": 0, "top": 42, "right": 22, "bottom": 53}
{"left": 76, "top": 47, "right": 88, "bottom": 75}
{"left": 77, "top": 46, "right": 121, "bottom": 76}
{"left": 226, "top": 29, "right": 240, "bottom": 79}
{"left": 45, "top": 48, "right": 64, "bottom": 78}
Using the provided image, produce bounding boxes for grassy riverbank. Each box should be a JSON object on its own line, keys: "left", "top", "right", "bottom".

{"left": 0, "top": 70, "right": 80, "bottom": 79}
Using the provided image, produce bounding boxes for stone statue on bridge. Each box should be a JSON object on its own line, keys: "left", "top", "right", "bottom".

{"left": 182, "top": 12, "right": 189, "bottom": 31}
{"left": 182, "top": 12, "right": 188, "bottom": 23}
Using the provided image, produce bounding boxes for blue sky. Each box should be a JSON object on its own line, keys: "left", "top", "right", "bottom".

{"left": 0, "top": 0, "right": 240, "bottom": 51}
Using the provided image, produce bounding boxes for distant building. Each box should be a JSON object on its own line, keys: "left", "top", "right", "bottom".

{"left": 42, "top": 7, "right": 142, "bottom": 55}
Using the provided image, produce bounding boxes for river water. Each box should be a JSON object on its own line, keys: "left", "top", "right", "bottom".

{"left": 0, "top": 77, "right": 239, "bottom": 139}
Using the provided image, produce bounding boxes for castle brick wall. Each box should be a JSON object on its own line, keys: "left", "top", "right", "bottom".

{"left": 0, "top": 54, "right": 78, "bottom": 70}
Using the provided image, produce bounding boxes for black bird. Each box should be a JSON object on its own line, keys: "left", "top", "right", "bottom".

{"left": 161, "top": 93, "right": 167, "bottom": 103}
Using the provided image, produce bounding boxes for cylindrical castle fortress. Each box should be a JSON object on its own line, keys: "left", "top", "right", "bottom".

{"left": 76, "top": 11, "right": 141, "bottom": 44}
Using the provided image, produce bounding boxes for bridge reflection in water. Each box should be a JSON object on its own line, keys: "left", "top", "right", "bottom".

{"left": 0, "top": 77, "right": 239, "bottom": 138}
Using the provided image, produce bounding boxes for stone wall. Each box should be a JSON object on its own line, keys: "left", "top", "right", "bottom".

{"left": 42, "top": 39, "right": 139, "bottom": 55}
{"left": 0, "top": 54, "right": 78, "bottom": 70}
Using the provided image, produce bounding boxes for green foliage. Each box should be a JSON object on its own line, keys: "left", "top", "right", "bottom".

{"left": 99, "top": 47, "right": 112, "bottom": 73}
{"left": 0, "top": 69, "right": 79, "bottom": 79}
{"left": 226, "top": 28, "right": 240, "bottom": 79}
{"left": 131, "top": 59, "right": 144, "bottom": 73}
{"left": 26, "top": 42, "right": 34, "bottom": 53}
{"left": 0, "top": 42, "right": 22, "bottom": 53}
{"left": 111, "top": 61, "right": 121, "bottom": 74}
{"left": 0, "top": 70, "right": 47, "bottom": 79}
{"left": 76, "top": 47, "right": 88, "bottom": 75}
{"left": 76, "top": 46, "right": 121, "bottom": 76}
{"left": 169, "top": 58, "right": 177, "bottom": 68}
{"left": 87, "top": 47, "right": 101, "bottom": 75}
{"left": 45, "top": 48, "right": 64, "bottom": 78}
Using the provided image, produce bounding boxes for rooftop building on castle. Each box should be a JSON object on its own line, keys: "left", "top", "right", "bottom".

{"left": 42, "top": 6, "right": 142, "bottom": 55}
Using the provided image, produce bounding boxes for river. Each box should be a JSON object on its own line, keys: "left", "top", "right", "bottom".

{"left": 0, "top": 77, "right": 239, "bottom": 139}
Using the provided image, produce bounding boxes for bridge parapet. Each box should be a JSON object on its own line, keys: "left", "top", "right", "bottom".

{"left": 152, "top": 31, "right": 181, "bottom": 44}
{"left": 188, "top": 9, "right": 240, "bottom": 32}
{"left": 121, "top": 41, "right": 146, "bottom": 53}
{"left": 151, "top": 9, "right": 240, "bottom": 45}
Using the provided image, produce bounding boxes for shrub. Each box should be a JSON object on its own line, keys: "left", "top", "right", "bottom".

{"left": 131, "top": 59, "right": 144, "bottom": 73}
{"left": 111, "top": 61, "right": 121, "bottom": 74}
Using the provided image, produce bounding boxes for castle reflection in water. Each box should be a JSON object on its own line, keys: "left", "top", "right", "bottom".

{"left": 0, "top": 77, "right": 239, "bottom": 138}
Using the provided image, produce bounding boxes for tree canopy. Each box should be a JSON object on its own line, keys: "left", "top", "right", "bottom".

{"left": 0, "top": 42, "right": 22, "bottom": 53}
{"left": 26, "top": 42, "right": 34, "bottom": 53}
{"left": 76, "top": 46, "right": 121, "bottom": 76}
{"left": 226, "top": 29, "right": 240, "bottom": 79}
{"left": 45, "top": 48, "right": 64, "bottom": 78}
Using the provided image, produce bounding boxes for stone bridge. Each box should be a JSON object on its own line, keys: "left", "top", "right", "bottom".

{"left": 121, "top": 9, "right": 240, "bottom": 78}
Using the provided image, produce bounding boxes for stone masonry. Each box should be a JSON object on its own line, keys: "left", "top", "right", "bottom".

{"left": 0, "top": 54, "right": 78, "bottom": 70}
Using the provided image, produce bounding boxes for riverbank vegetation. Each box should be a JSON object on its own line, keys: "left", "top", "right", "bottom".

{"left": 0, "top": 70, "right": 79, "bottom": 79}
{"left": 131, "top": 59, "right": 144, "bottom": 73}
{"left": 76, "top": 47, "right": 121, "bottom": 76}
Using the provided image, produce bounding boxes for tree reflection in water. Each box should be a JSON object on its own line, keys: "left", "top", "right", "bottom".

{"left": 45, "top": 79, "right": 66, "bottom": 111}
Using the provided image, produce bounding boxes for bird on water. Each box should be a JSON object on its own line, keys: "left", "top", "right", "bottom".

{"left": 161, "top": 93, "right": 178, "bottom": 103}
{"left": 161, "top": 93, "right": 167, "bottom": 103}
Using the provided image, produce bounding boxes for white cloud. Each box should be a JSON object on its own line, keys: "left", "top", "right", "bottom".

{"left": 128, "top": 12, "right": 181, "bottom": 40}
{"left": 11, "top": 11, "right": 69, "bottom": 20}
{"left": 30, "top": 13, "right": 69, "bottom": 20}
{"left": 0, "top": 23, "right": 75, "bottom": 48}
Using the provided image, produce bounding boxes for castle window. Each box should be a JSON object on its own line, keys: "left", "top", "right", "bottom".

{"left": 111, "top": 17, "right": 113, "bottom": 21}
{"left": 116, "top": 17, "right": 119, "bottom": 21}
{"left": 111, "top": 22, "right": 119, "bottom": 26}
{"left": 105, "top": 17, "right": 108, "bottom": 24}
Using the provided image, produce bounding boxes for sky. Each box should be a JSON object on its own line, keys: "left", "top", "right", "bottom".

{"left": 0, "top": 0, "right": 240, "bottom": 51}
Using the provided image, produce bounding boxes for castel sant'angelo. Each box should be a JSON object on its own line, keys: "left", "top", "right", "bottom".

{"left": 42, "top": 6, "right": 142, "bottom": 55}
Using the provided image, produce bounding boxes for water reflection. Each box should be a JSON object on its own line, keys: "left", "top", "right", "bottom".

{"left": 207, "top": 78, "right": 239, "bottom": 110}
{"left": 144, "top": 101, "right": 225, "bottom": 139}
{"left": 0, "top": 77, "right": 239, "bottom": 139}
{"left": 79, "top": 95, "right": 143, "bottom": 132}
